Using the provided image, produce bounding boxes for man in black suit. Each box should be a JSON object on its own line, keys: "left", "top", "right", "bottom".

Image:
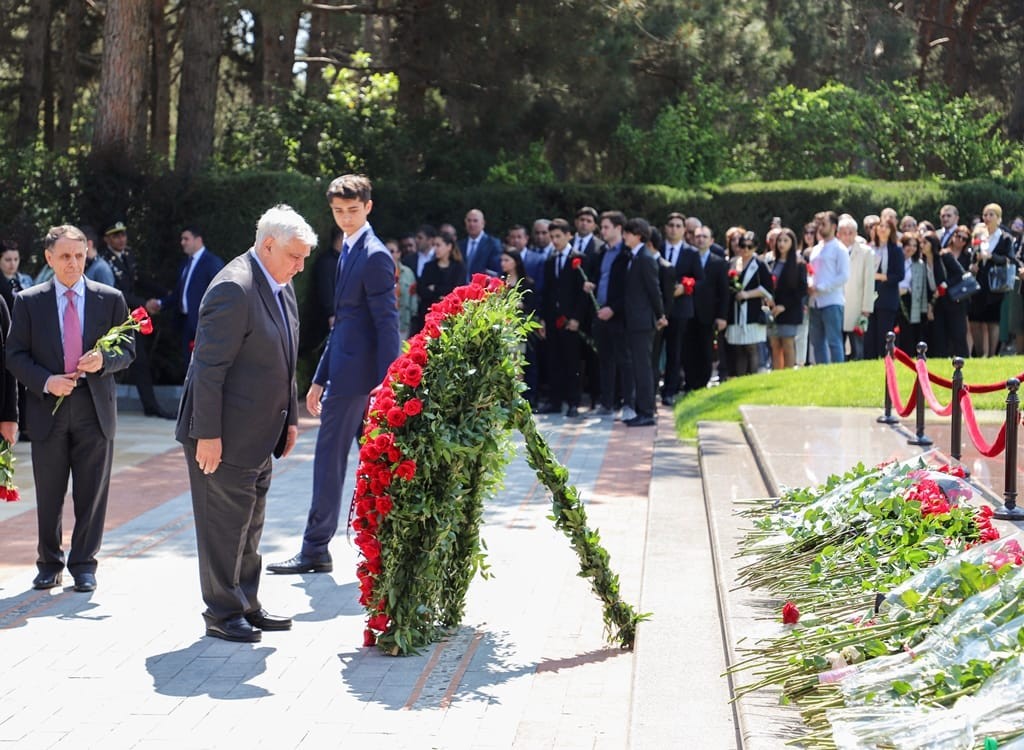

{"left": 7, "top": 225, "right": 135, "bottom": 593}
{"left": 101, "top": 221, "right": 172, "bottom": 418}
{"left": 175, "top": 205, "right": 313, "bottom": 643}
{"left": 622, "top": 218, "right": 667, "bottom": 427}
{"left": 589, "top": 211, "right": 632, "bottom": 416}
{"left": 459, "top": 209, "right": 503, "bottom": 281}
{"left": 660, "top": 213, "right": 704, "bottom": 405}
{"left": 146, "top": 224, "right": 225, "bottom": 365}
{"left": 539, "top": 218, "right": 586, "bottom": 417}
{"left": 573, "top": 206, "right": 605, "bottom": 257}
{"left": 683, "top": 226, "right": 729, "bottom": 393}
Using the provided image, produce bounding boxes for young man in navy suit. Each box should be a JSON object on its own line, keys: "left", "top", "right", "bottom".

{"left": 269, "top": 174, "right": 401, "bottom": 575}
{"left": 146, "top": 225, "right": 224, "bottom": 364}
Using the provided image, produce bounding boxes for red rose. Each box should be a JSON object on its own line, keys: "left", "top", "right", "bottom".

{"left": 374, "top": 433, "right": 393, "bottom": 450}
{"left": 893, "top": 325, "right": 901, "bottom": 334}
{"left": 853, "top": 326, "right": 864, "bottom": 337}
{"left": 407, "top": 346, "right": 428, "bottom": 365}
{"left": 130, "top": 307, "right": 148, "bottom": 322}
{"left": 188, "top": 339, "right": 195, "bottom": 352}
{"left": 360, "top": 443, "right": 381, "bottom": 462}
{"left": 555, "top": 315, "right": 567, "bottom": 330}
{"left": 423, "top": 322, "right": 442, "bottom": 339}
{"left": 571, "top": 257, "right": 582, "bottom": 269}
{"left": 386, "top": 446, "right": 401, "bottom": 463}
{"left": 401, "top": 363, "right": 423, "bottom": 388}
{"left": 681, "top": 276, "right": 696, "bottom": 294}
{"left": 363, "top": 628, "right": 377, "bottom": 646}
{"left": 806, "top": 264, "right": 814, "bottom": 276}
{"left": 376, "top": 496, "right": 393, "bottom": 515}
{"left": 368, "top": 613, "right": 389, "bottom": 632}
{"left": 139, "top": 317, "right": 154, "bottom": 335}
{"left": 395, "top": 459, "right": 416, "bottom": 481}
{"left": 403, "top": 398, "right": 423, "bottom": 416}
{"left": 487, "top": 277, "right": 504, "bottom": 292}
{"left": 781, "top": 601, "right": 800, "bottom": 624}
{"left": 386, "top": 407, "right": 407, "bottom": 428}
{"left": 408, "top": 282, "right": 417, "bottom": 296}
{"left": 471, "top": 273, "right": 490, "bottom": 287}
{"left": 727, "top": 269, "right": 739, "bottom": 278}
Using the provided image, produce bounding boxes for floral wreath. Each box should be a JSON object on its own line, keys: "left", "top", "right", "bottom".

{"left": 352, "top": 273, "right": 646, "bottom": 655}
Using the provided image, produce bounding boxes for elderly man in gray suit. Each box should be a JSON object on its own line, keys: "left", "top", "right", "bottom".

{"left": 175, "top": 205, "right": 316, "bottom": 643}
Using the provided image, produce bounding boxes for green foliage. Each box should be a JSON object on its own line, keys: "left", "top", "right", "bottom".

{"left": 485, "top": 141, "right": 556, "bottom": 185}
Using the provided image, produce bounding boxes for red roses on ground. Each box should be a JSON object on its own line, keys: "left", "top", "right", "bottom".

{"left": 782, "top": 601, "right": 800, "bottom": 624}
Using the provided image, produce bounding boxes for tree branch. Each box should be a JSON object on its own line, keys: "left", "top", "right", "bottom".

{"left": 303, "top": 2, "right": 400, "bottom": 15}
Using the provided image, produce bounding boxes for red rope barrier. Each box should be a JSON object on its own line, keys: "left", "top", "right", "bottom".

{"left": 884, "top": 354, "right": 918, "bottom": 418}
{"left": 914, "top": 359, "right": 954, "bottom": 416}
{"left": 959, "top": 391, "right": 1008, "bottom": 458}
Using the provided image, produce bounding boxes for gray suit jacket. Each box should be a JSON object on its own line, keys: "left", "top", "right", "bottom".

{"left": 175, "top": 251, "right": 299, "bottom": 469}
{"left": 7, "top": 279, "right": 134, "bottom": 441}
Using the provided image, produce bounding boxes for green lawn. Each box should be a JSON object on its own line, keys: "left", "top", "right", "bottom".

{"left": 673, "top": 356, "right": 1024, "bottom": 439}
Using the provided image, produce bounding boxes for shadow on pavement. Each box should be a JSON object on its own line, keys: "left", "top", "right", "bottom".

{"left": 145, "top": 641, "right": 275, "bottom": 700}
{"left": 0, "top": 586, "right": 108, "bottom": 629}
{"left": 285, "top": 578, "right": 360, "bottom": 622}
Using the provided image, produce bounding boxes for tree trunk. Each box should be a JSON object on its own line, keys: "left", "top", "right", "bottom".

{"left": 14, "top": 0, "right": 53, "bottom": 148}
{"left": 149, "top": 0, "right": 172, "bottom": 160}
{"left": 256, "top": 2, "right": 300, "bottom": 106}
{"left": 393, "top": 0, "right": 433, "bottom": 121}
{"left": 92, "top": 0, "right": 152, "bottom": 169}
{"left": 304, "top": 4, "right": 329, "bottom": 103}
{"left": 175, "top": 0, "right": 222, "bottom": 175}
{"left": 1008, "top": 73, "right": 1024, "bottom": 141}
{"left": 55, "top": 0, "right": 85, "bottom": 152}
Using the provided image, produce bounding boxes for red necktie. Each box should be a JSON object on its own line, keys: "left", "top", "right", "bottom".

{"left": 63, "top": 289, "right": 83, "bottom": 373}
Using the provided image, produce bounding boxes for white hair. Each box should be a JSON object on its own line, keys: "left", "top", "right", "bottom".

{"left": 837, "top": 215, "right": 858, "bottom": 231}
{"left": 254, "top": 204, "right": 318, "bottom": 250}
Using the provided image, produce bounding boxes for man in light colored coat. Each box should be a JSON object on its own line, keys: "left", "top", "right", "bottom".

{"left": 839, "top": 214, "right": 875, "bottom": 360}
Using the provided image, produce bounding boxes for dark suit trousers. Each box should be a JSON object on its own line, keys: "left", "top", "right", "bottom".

{"left": 185, "top": 439, "right": 270, "bottom": 624}
{"left": 661, "top": 317, "right": 689, "bottom": 397}
{"left": 32, "top": 386, "right": 114, "bottom": 575}
{"left": 866, "top": 309, "right": 898, "bottom": 359}
{"left": 594, "top": 318, "right": 632, "bottom": 410}
{"left": 303, "top": 392, "right": 366, "bottom": 557}
{"left": 682, "top": 321, "right": 715, "bottom": 392}
{"left": 629, "top": 329, "right": 656, "bottom": 418}
{"left": 547, "top": 328, "right": 582, "bottom": 408}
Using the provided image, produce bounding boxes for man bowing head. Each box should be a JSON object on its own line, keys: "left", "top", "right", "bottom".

{"left": 176, "top": 205, "right": 315, "bottom": 643}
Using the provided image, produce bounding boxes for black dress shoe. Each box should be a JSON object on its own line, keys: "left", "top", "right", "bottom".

{"left": 266, "top": 552, "right": 333, "bottom": 574}
{"left": 73, "top": 573, "right": 97, "bottom": 592}
{"left": 245, "top": 609, "right": 292, "bottom": 631}
{"left": 565, "top": 406, "right": 580, "bottom": 418}
{"left": 661, "top": 395, "right": 676, "bottom": 407}
{"left": 206, "top": 616, "right": 261, "bottom": 643}
{"left": 32, "top": 571, "right": 62, "bottom": 590}
{"left": 626, "top": 415, "right": 656, "bottom": 427}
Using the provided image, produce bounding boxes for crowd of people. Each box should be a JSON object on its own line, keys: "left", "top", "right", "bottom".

{"left": 339, "top": 203, "right": 1024, "bottom": 425}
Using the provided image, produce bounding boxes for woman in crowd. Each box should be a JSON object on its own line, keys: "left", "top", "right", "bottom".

{"left": 767, "top": 228, "right": 805, "bottom": 370}
{"left": 896, "top": 232, "right": 935, "bottom": 353}
{"left": 929, "top": 231, "right": 970, "bottom": 358}
{"left": 866, "top": 216, "right": 905, "bottom": 358}
{"left": 725, "top": 231, "right": 774, "bottom": 377}
{"left": 388, "top": 239, "right": 418, "bottom": 339}
{"left": 501, "top": 248, "right": 539, "bottom": 406}
{"left": 416, "top": 230, "right": 465, "bottom": 325}
{"left": 967, "top": 221, "right": 1002, "bottom": 357}
{"left": 724, "top": 226, "right": 746, "bottom": 260}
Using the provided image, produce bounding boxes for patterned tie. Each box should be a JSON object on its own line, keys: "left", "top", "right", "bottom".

{"left": 276, "top": 289, "right": 293, "bottom": 361}
{"left": 63, "top": 289, "right": 82, "bottom": 373}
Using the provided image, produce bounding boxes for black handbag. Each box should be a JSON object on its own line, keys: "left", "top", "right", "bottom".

{"left": 987, "top": 263, "right": 1016, "bottom": 294}
{"left": 948, "top": 273, "right": 981, "bottom": 303}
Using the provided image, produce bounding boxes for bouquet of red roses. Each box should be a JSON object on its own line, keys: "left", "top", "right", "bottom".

{"left": 52, "top": 306, "right": 154, "bottom": 414}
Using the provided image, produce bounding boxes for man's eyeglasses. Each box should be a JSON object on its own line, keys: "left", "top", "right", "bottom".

{"left": 739, "top": 242, "right": 755, "bottom": 249}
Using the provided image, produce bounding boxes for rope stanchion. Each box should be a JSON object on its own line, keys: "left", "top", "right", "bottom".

{"left": 994, "top": 379, "right": 1024, "bottom": 520}
{"left": 950, "top": 357, "right": 965, "bottom": 469}
{"left": 907, "top": 342, "right": 933, "bottom": 447}
{"left": 891, "top": 344, "right": 1024, "bottom": 394}
{"left": 877, "top": 331, "right": 900, "bottom": 424}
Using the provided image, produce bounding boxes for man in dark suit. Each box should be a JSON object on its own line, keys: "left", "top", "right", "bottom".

{"left": 539, "top": 218, "right": 586, "bottom": 417}
{"left": 101, "top": 221, "right": 172, "bottom": 418}
{"left": 269, "top": 174, "right": 401, "bottom": 576}
{"left": 683, "top": 227, "right": 729, "bottom": 393}
{"left": 589, "top": 211, "right": 632, "bottom": 416}
{"left": 176, "top": 205, "right": 314, "bottom": 642}
{"left": 622, "top": 218, "right": 667, "bottom": 427}
{"left": 660, "top": 213, "right": 704, "bottom": 405}
{"left": 573, "top": 207, "right": 605, "bottom": 258}
{"left": 8, "top": 225, "right": 135, "bottom": 593}
{"left": 458, "top": 209, "right": 503, "bottom": 281}
{"left": 146, "top": 224, "right": 224, "bottom": 365}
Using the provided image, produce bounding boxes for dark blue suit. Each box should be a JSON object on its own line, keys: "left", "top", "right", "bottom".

{"left": 459, "top": 232, "right": 502, "bottom": 281}
{"left": 162, "top": 248, "right": 224, "bottom": 359}
{"left": 302, "top": 225, "right": 400, "bottom": 558}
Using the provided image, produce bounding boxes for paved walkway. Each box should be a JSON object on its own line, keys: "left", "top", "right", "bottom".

{"left": 2, "top": 397, "right": 1016, "bottom": 749}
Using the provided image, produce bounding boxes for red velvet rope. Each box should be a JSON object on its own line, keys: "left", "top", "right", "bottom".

{"left": 884, "top": 354, "right": 918, "bottom": 418}
{"left": 959, "top": 391, "right": 1008, "bottom": 457}
{"left": 914, "top": 359, "right": 954, "bottom": 417}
